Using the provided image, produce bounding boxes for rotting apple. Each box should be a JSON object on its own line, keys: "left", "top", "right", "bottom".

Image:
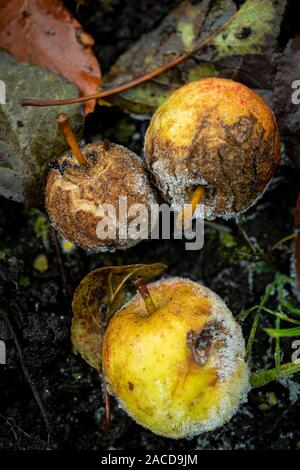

{"left": 102, "top": 277, "right": 249, "bottom": 439}
{"left": 144, "top": 77, "right": 280, "bottom": 223}
{"left": 45, "top": 113, "right": 157, "bottom": 251}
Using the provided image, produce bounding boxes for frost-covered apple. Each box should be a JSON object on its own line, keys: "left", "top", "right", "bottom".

{"left": 102, "top": 277, "right": 249, "bottom": 439}
{"left": 45, "top": 114, "right": 157, "bottom": 251}
{"left": 144, "top": 78, "right": 280, "bottom": 220}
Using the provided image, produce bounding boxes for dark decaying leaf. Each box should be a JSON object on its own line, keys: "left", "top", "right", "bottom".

{"left": 0, "top": 50, "right": 84, "bottom": 206}
{"left": 102, "top": 0, "right": 286, "bottom": 115}
{"left": 71, "top": 263, "right": 167, "bottom": 371}
{"left": 273, "top": 35, "right": 300, "bottom": 168}
{"left": 0, "top": 0, "right": 101, "bottom": 114}
{"left": 294, "top": 195, "right": 300, "bottom": 228}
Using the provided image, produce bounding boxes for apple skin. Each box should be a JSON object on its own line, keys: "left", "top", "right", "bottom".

{"left": 144, "top": 78, "right": 280, "bottom": 219}
{"left": 102, "top": 277, "right": 249, "bottom": 439}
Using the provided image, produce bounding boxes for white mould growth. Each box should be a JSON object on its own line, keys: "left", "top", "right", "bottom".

{"left": 150, "top": 157, "right": 276, "bottom": 221}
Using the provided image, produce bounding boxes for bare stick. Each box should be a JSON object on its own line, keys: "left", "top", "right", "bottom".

{"left": 103, "top": 385, "right": 111, "bottom": 432}
{"left": 20, "top": 12, "right": 236, "bottom": 108}
{"left": 0, "top": 308, "right": 52, "bottom": 435}
{"left": 56, "top": 113, "right": 89, "bottom": 167}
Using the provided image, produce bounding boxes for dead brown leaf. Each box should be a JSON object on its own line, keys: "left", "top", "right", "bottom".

{"left": 273, "top": 35, "right": 300, "bottom": 168}
{"left": 71, "top": 263, "right": 167, "bottom": 370}
{"left": 0, "top": 0, "right": 101, "bottom": 114}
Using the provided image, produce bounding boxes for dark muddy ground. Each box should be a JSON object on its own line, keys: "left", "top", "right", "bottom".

{"left": 0, "top": 0, "right": 300, "bottom": 451}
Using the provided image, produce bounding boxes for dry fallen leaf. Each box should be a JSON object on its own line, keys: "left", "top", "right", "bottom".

{"left": 0, "top": 0, "right": 101, "bottom": 114}
{"left": 273, "top": 34, "right": 300, "bottom": 169}
{"left": 71, "top": 263, "right": 167, "bottom": 370}
{"left": 103, "top": 0, "right": 286, "bottom": 114}
{"left": 0, "top": 50, "right": 84, "bottom": 206}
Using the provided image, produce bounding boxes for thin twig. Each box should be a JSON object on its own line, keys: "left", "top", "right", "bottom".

{"left": 103, "top": 383, "right": 111, "bottom": 433}
{"left": 0, "top": 414, "right": 32, "bottom": 448}
{"left": 0, "top": 308, "right": 52, "bottom": 435}
{"left": 238, "top": 225, "right": 258, "bottom": 255}
{"left": 51, "top": 228, "right": 73, "bottom": 303}
{"left": 20, "top": 11, "right": 236, "bottom": 108}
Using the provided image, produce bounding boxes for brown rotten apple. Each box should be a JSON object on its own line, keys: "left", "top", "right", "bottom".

{"left": 45, "top": 114, "right": 157, "bottom": 251}
{"left": 144, "top": 78, "right": 280, "bottom": 220}
{"left": 102, "top": 277, "right": 249, "bottom": 439}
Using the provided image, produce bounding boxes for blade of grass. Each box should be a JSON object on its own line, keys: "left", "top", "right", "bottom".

{"left": 250, "top": 362, "right": 300, "bottom": 388}
{"left": 264, "top": 326, "right": 300, "bottom": 337}
{"left": 246, "top": 281, "right": 275, "bottom": 360}
{"left": 261, "top": 307, "right": 300, "bottom": 325}
{"left": 281, "top": 300, "right": 300, "bottom": 316}
{"left": 275, "top": 273, "right": 300, "bottom": 316}
{"left": 236, "top": 305, "right": 259, "bottom": 322}
{"left": 246, "top": 311, "right": 260, "bottom": 361}
{"left": 275, "top": 316, "right": 281, "bottom": 373}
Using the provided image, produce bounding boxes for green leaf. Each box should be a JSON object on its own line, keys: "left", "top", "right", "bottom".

{"left": 103, "top": 1, "right": 220, "bottom": 114}
{"left": 264, "top": 327, "right": 300, "bottom": 338}
{"left": 102, "top": 0, "right": 286, "bottom": 115}
{"left": 71, "top": 263, "right": 167, "bottom": 370}
{"left": 0, "top": 50, "right": 84, "bottom": 206}
{"left": 281, "top": 300, "right": 300, "bottom": 317}
{"left": 251, "top": 362, "right": 300, "bottom": 388}
{"left": 211, "top": 0, "right": 286, "bottom": 59}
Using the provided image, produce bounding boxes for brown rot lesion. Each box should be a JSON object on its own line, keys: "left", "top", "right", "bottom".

{"left": 186, "top": 320, "right": 228, "bottom": 367}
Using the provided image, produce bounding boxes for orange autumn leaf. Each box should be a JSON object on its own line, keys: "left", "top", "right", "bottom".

{"left": 0, "top": 0, "right": 101, "bottom": 114}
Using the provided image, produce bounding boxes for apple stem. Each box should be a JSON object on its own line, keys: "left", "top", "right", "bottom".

{"left": 56, "top": 113, "right": 89, "bottom": 168}
{"left": 176, "top": 186, "right": 205, "bottom": 230}
{"left": 133, "top": 278, "right": 156, "bottom": 316}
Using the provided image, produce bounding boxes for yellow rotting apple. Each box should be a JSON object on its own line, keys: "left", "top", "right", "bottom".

{"left": 144, "top": 78, "right": 280, "bottom": 222}
{"left": 102, "top": 277, "right": 249, "bottom": 438}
